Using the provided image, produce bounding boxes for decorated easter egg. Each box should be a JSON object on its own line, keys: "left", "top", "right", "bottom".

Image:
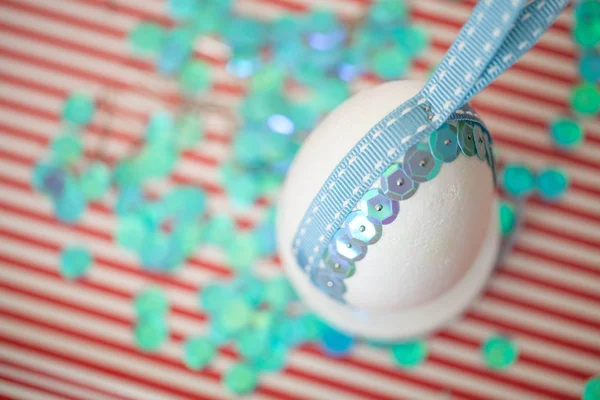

{"left": 277, "top": 80, "right": 499, "bottom": 340}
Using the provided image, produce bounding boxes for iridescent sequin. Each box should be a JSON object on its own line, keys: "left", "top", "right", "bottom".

{"left": 403, "top": 143, "right": 440, "bottom": 182}
{"left": 391, "top": 339, "right": 428, "bottom": 368}
{"left": 345, "top": 211, "right": 382, "bottom": 245}
{"left": 458, "top": 122, "right": 477, "bottom": 156}
{"left": 473, "top": 124, "right": 487, "bottom": 161}
{"left": 311, "top": 268, "right": 346, "bottom": 300}
{"left": 482, "top": 335, "right": 519, "bottom": 369}
{"left": 325, "top": 252, "right": 356, "bottom": 278}
{"left": 329, "top": 229, "right": 367, "bottom": 262}
{"left": 359, "top": 189, "right": 399, "bottom": 225}
{"left": 380, "top": 163, "right": 418, "bottom": 201}
{"left": 429, "top": 123, "right": 460, "bottom": 162}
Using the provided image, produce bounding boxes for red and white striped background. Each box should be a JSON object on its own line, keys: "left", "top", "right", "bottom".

{"left": 0, "top": 0, "right": 598, "bottom": 399}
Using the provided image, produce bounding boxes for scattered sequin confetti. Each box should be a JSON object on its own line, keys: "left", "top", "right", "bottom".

{"left": 224, "top": 364, "right": 258, "bottom": 395}
{"left": 62, "top": 93, "right": 95, "bottom": 125}
{"left": 536, "top": 167, "right": 569, "bottom": 201}
{"left": 482, "top": 335, "right": 519, "bottom": 370}
{"left": 550, "top": 117, "right": 585, "bottom": 149}
{"left": 584, "top": 376, "right": 600, "bottom": 400}
{"left": 134, "top": 314, "right": 169, "bottom": 352}
{"left": 498, "top": 201, "right": 515, "bottom": 236}
{"left": 134, "top": 286, "right": 169, "bottom": 317}
{"left": 502, "top": 163, "right": 536, "bottom": 198}
{"left": 391, "top": 339, "right": 428, "bottom": 368}
{"left": 59, "top": 246, "right": 92, "bottom": 280}
{"left": 183, "top": 336, "right": 215, "bottom": 370}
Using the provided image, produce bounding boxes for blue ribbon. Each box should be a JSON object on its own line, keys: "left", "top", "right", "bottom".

{"left": 293, "top": 0, "right": 568, "bottom": 272}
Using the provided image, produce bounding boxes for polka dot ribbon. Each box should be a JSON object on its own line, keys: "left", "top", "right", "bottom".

{"left": 293, "top": 0, "right": 568, "bottom": 272}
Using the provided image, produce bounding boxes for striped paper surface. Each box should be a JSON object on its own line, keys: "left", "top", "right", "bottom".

{"left": 0, "top": 1, "right": 599, "bottom": 399}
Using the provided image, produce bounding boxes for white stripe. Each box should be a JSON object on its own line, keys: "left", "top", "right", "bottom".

{"left": 0, "top": 344, "right": 183, "bottom": 400}
{"left": 0, "top": 365, "right": 122, "bottom": 400}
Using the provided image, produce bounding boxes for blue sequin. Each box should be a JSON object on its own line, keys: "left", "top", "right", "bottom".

{"left": 324, "top": 252, "right": 356, "bottom": 278}
{"left": 380, "top": 163, "right": 418, "bottom": 201}
{"left": 329, "top": 229, "right": 367, "bottom": 262}
{"left": 310, "top": 267, "right": 346, "bottom": 300}
{"left": 345, "top": 211, "right": 382, "bottom": 245}
{"left": 430, "top": 123, "right": 460, "bottom": 162}
{"left": 403, "top": 142, "right": 441, "bottom": 182}
{"left": 359, "top": 189, "right": 399, "bottom": 225}
{"left": 321, "top": 326, "right": 355, "bottom": 357}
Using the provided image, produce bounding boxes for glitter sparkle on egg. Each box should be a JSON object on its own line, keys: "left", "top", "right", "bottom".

{"left": 277, "top": 80, "right": 500, "bottom": 340}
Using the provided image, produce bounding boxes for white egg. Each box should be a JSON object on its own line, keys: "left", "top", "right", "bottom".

{"left": 277, "top": 80, "right": 499, "bottom": 340}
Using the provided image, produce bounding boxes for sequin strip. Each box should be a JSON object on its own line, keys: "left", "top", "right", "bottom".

{"left": 308, "top": 116, "right": 496, "bottom": 302}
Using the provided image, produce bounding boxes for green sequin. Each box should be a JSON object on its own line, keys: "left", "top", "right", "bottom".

{"left": 115, "top": 213, "right": 148, "bottom": 251}
{"left": 393, "top": 26, "right": 429, "bottom": 56}
{"left": 254, "top": 343, "right": 287, "bottom": 371}
{"left": 237, "top": 329, "right": 269, "bottom": 360}
{"left": 299, "top": 313, "right": 324, "bottom": 341}
{"left": 223, "top": 364, "right": 258, "bottom": 395}
{"left": 583, "top": 376, "right": 600, "bottom": 400}
{"left": 502, "top": 164, "right": 535, "bottom": 198}
{"left": 573, "top": 23, "right": 600, "bottom": 49}
{"left": 550, "top": 118, "right": 584, "bottom": 149}
{"left": 62, "top": 93, "right": 95, "bottom": 125}
{"left": 174, "top": 222, "right": 205, "bottom": 256}
{"left": 134, "top": 286, "right": 169, "bottom": 317}
{"left": 59, "top": 246, "right": 92, "bottom": 280}
{"left": 168, "top": 0, "right": 198, "bottom": 19}
{"left": 371, "top": 47, "right": 409, "bottom": 80}
{"left": 571, "top": 83, "right": 600, "bottom": 116}
{"left": 217, "top": 299, "right": 252, "bottom": 335}
{"left": 227, "top": 233, "right": 260, "bottom": 271}
{"left": 163, "top": 186, "right": 206, "bottom": 221}
{"left": 370, "top": 0, "right": 407, "bottom": 25}
{"left": 482, "top": 335, "right": 518, "bottom": 369}
{"left": 391, "top": 340, "right": 428, "bottom": 368}
{"left": 311, "top": 79, "right": 349, "bottom": 113}
{"left": 205, "top": 213, "right": 235, "bottom": 247}
{"left": 183, "top": 336, "right": 215, "bottom": 370}
{"left": 499, "top": 201, "right": 515, "bottom": 236}
{"left": 264, "top": 276, "right": 295, "bottom": 312}
{"left": 179, "top": 60, "right": 211, "bottom": 94}
{"left": 80, "top": 162, "right": 111, "bottom": 201}
{"left": 134, "top": 314, "right": 168, "bottom": 352}
{"left": 250, "top": 65, "right": 286, "bottom": 93}
{"left": 175, "top": 113, "right": 203, "bottom": 149}
{"left": 537, "top": 167, "right": 569, "bottom": 201}
{"left": 199, "top": 283, "right": 232, "bottom": 314}
{"left": 51, "top": 134, "right": 83, "bottom": 165}
{"left": 129, "top": 22, "right": 165, "bottom": 56}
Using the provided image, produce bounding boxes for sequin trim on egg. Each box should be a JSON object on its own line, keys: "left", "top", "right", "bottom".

{"left": 309, "top": 118, "right": 496, "bottom": 302}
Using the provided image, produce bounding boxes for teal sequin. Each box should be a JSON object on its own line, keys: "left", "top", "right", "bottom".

{"left": 223, "top": 364, "right": 258, "bottom": 394}
{"left": 175, "top": 112, "right": 203, "bottom": 149}
{"left": 391, "top": 340, "right": 428, "bottom": 368}
{"left": 502, "top": 164, "right": 535, "bottom": 198}
{"left": 146, "top": 112, "right": 175, "bottom": 145}
{"left": 129, "top": 22, "right": 165, "bottom": 56}
{"left": 205, "top": 213, "right": 235, "bottom": 247}
{"left": 250, "top": 65, "right": 286, "bottom": 93}
{"left": 134, "top": 286, "right": 169, "bottom": 317}
{"left": 482, "top": 335, "right": 519, "bottom": 369}
{"left": 264, "top": 276, "right": 295, "bottom": 312}
{"left": 371, "top": 47, "right": 409, "bottom": 80}
{"left": 583, "top": 376, "right": 600, "bottom": 400}
{"left": 227, "top": 233, "right": 260, "bottom": 272}
{"left": 237, "top": 329, "right": 269, "bottom": 360}
{"left": 254, "top": 343, "right": 288, "bottom": 371}
{"left": 550, "top": 118, "right": 584, "bottom": 149}
{"left": 163, "top": 186, "right": 206, "bottom": 221}
{"left": 499, "top": 201, "right": 515, "bottom": 236}
{"left": 134, "top": 314, "right": 168, "bottom": 352}
{"left": 579, "top": 52, "right": 600, "bottom": 83}
{"left": 62, "top": 93, "right": 95, "bottom": 125}
{"left": 311, "top": 79, "right": 349, "bottom": 113}
{"left": 183, "top": 336, "right": 215, "bottom": 370}
{"left": 179, "top": 60, "right": 211, "bottom": 94}
{"left": 115, "top": 213, "right": 148, "bottom": 251}
{"left": 60, "top": 246, "right": 92, "bottom": 279}
{"left": 200, "top": 283, "right": 233, "bottom": 314}
{"left": 51, "top": 134, "right": 83, "bottom": 165}
{"left": 168, "top": 0, "right": 198, "bottom": 19}
{"left": 224, "top": 18, "right": 266, "bottom": 51}
{"left": 80, "top": 162, "right": 111, "bottom": 201}
{"left": 571, "top": 83, "right": 600, "bottom": 115}
{"left": 54, "top": 179, "right": 87, "bottom": 223}
{"left": 217, "top": 299, "right": 252, "bottom": 334}
{"left": 369, "top": 0, "right": 407, "bottom": 25}
{"left": 537, "top": 167, "right": 569, "bottom": 201}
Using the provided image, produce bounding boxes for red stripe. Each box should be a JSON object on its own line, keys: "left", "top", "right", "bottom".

{"left": 0, "top": 357, "right": 133, "bottom": 400}
{"left": 0, "top": 373, "right": 84, "bottom": 400}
